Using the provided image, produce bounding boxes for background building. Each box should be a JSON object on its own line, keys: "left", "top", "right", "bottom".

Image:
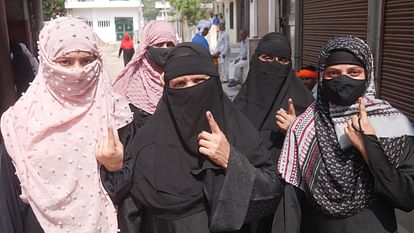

{"left": 65, "top": 0, "right": 144, "bottom": 43}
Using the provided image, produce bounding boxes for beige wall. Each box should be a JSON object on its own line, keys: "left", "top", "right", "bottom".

{"left": 257, "top": 0, "right": 269, "bottom": 37}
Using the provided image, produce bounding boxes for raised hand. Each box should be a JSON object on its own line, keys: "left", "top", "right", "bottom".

{"left": 95, "top": 127, "right": 124, "bottom": 171}
{"left": 344, "top": 97, "right": 376, "bottom": 162}
{"left": 276, "top": 98, "right": 297, "bottom": 133}
{"left": 198, "top": 111, "right": 230, "bottom": 169}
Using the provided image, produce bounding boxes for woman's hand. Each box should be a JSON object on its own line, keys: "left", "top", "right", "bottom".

{"left": 198, "top": 111, "right": 230, "bottom": 169}
{"left": 344, "top": 98, "right": 376, "bottom": 162}
{"left": 95, "top": 127, "right": 124, "bottom": 171}
{"left": 276, "top": 98, "right": 297, "bottom": 133}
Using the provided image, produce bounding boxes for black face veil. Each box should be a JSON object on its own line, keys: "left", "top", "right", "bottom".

{"left": 163, "top": 42, "right": 224, "bottom": 155}
{"left": 129, "top": 42, "right": 272, "bottom": 221}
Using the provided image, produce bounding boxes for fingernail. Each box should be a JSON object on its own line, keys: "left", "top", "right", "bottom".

{"left": 206, "top": 111, "right": 211, "bottom": 118}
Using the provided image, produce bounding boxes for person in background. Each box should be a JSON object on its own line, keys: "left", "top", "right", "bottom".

{"left": 109, "top": 20, "right": 177, "bottom": 232}
{"left": 296, "top": 65, "right": 317, "bottom": 98}
{"left": 102, "top": 42, "right": 284, "bottom": 233}
{"left": 209, "top": 12, "right": 215, "bottom": 25}
{"left": 212, "top": 14, "right": 221, "bottom": 26}
{"left": 10, "top": 42, "right": 39, "bottom": 96}
{"left": 233, "top": 32, "right": 313, "bottom": 233}
{"left": 216, "top": 22, "right": 230, "bottom": 83}
{"left": 113, "top": 20, "right": 177, "bottom": 119}
{"left": 228, "top": 29, "right": 249, "bottom": 87}
{"left": 275, "top": 35, "right": 414, "bottom": 233}
{"left": 118, "top": 32, "right": 135, "bottom": 66}
{"left": 0, "top": 16, "right": 133, "bottom": 233}
{"left": 192, "top": 19, "right": 212, "bottom": 51}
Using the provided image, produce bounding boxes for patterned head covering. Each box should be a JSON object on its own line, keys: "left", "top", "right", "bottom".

{"left": 1, "top": 16, "right": 132, "bottom": 232}
{"left": 278, "top": 36, "right": 413, "bottom": 217}
{"left": 112, "top": 20, "right": 177, "bottom": 114}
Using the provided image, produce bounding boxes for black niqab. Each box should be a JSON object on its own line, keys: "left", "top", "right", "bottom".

{"left": 129, "top": 42, "right": 272, "bottom": 220}
{"left": 233, "top": 32, "right": 314, "bottom": 161}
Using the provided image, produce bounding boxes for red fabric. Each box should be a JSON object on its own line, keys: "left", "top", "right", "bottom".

{"left": 296, "top": 69, "right": 317, "bottom": 79}
{"left": 120, "top": 32, "right": 134, "bottom": 49}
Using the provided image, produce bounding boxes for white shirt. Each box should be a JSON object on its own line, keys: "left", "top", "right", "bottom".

{"left": 216, "top": 31, "right": 230, "bottom": 56}
{"left": 238, "top": 37, "right": 249, "bottom": 60}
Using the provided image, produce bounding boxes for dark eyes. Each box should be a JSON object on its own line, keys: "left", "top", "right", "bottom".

{"left": 325, "top": 68, "right": 364, "bottom": 78}
{"left": 54, "top": 56, "right": 96, "bottom": 67}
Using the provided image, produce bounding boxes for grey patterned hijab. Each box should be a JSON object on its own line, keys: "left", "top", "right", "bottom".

{"left": 278, "top": 36, "right": 413, "bottom": 217}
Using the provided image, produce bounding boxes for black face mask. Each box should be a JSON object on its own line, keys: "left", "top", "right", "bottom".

{"left": 146, "top": 47, "right": 171, "bottom": 68}
{"left": 322, "top": 75, "right": 366, "bottom": 106}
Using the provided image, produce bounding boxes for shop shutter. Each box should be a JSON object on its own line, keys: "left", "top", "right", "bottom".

{"left": 301, "top": 0, "right": 368, "bottom": 67}
{"left": 379, "top": 0, "right": 414, "bottom": 123}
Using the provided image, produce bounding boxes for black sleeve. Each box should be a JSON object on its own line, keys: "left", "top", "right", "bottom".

{"left": 117, "top": 196, "right": 144, "bottom": 233}
{"left": 0, "top": 141, "right": 43, "bottom": 233}
{"left": 209, "top": 146, "right": 284, "bottom": 232}
{"left": 365, "top": 135, "right": 414, "bottom": 211}
{"left": 118, "top": 48, "right": 123, "bottom": 57}
{"left": 100, "top": 123, "right": 137, "bottom": 204}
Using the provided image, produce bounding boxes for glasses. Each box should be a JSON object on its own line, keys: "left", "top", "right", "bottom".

{"left": 259, "top": 54, "right": 290, "bottom": 65}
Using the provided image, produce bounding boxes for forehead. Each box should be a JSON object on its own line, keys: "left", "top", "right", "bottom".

{"left": 57, "top": 51, "right": 94, "bottom": 58}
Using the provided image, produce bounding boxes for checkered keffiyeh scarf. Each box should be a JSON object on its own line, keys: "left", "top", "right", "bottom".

{"left": 278, "top": 36, "right": 414, "bottom": 217}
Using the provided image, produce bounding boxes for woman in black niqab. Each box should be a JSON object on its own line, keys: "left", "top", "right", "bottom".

{"left": 233, "top": 32, "right": 314, "bottom": 162}
{"left": 126, "top": 42, "right": 283, "bottom": 233}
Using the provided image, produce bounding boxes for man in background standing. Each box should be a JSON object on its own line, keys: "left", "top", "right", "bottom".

{"left": 192, "top": 19, "right": 212, "bottom": 51}
{"left": 216, "top": 23, "right": 230, "bottom": 83}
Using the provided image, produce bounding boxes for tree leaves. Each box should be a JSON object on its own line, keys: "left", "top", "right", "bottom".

{"left": 43, "top": 0, "right": 66, "bottom": 21}
{"left": 170, "top": 0, "right": 209, "bottom": 26}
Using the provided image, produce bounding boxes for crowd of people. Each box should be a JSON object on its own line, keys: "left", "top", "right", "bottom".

{"left": 1, "top": 16, "right": 413, "bottom": 233}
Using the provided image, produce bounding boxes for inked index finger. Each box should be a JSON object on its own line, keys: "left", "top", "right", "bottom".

{"left": 358, "top": 97, "right": 368, "bottom": 119}
{"left": 287, "top": 98, "right": 296, "bottom": 116}
{"left": 206, "top": 111, "right": 221, "bottom": 134}
{"left": 107, "top": 127, "right": 116, "bottom": 147}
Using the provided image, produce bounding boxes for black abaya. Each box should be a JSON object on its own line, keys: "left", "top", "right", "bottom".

{"left": 272, "top": 135, "right": 414, "bottom": 233}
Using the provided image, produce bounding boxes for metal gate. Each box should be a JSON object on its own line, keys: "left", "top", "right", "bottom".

{"left": 115, "top": 17, "right": 134, "bottom": 41}
{"left": 379, "top": 0, "right": 414, "bottom": 122}
{"left": 301, "top": 0, "right": 368, "bottom": 67}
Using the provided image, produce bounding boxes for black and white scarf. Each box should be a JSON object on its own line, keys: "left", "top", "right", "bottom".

{"left": 278, "top": 36, "right": 414, "bottom": 217}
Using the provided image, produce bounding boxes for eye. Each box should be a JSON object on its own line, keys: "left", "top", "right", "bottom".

{"left": 278, "top": 58, "right": 290, "bottom": 65}
{"left": 55, "top": 58, "right": 73, "bottom": 67}
{"left": 349, "top": 68, "right": 363, "bottom": 77}
{"left": 325, "top": 70, "right": 339, "bottom": 78}
{"left": 170, "top": 81, "right": 186, "bottom": 89}
{"left": 80, "top": 56, "right": 97, "bottom": 66}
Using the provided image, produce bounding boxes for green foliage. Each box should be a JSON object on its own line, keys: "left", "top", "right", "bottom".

{"left": 43, "top": 0, "right": 66, "bottom": 21}
{"left": 143, "top": 0, "right": 160, "bottom": 21}
{"left": 170, "top": 0, "right": 210, "bottom": 26}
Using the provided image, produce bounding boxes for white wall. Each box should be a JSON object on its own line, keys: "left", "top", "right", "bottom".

{"left": 224, "top": 0, "right": 238, "bottom": 45}
{"left": 69, "top": 7, "right": 142, "bottom": 43}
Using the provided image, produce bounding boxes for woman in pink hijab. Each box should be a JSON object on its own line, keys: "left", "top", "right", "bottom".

{"left": 105, "top": 20, "right": 177, "bottom": 233}
{"left": 112, "top": 20, "right": 177, "bottom": 119}
{"left": 0, "top": 16, "right": 133, "bottom": 232}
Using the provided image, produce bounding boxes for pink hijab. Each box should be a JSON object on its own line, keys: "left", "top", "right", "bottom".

{"left": 112, "top": 20, "right": 177, "bottom": 114}
{"left": 1, "top": 17, "right": 132, "bottom": 232}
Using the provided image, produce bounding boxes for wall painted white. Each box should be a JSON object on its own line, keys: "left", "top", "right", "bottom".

{"left": 65, "top": 1, "right": 143, "bottom": 43}
{"left": 250, "top": 0, "right": 257, "bottom": 37}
